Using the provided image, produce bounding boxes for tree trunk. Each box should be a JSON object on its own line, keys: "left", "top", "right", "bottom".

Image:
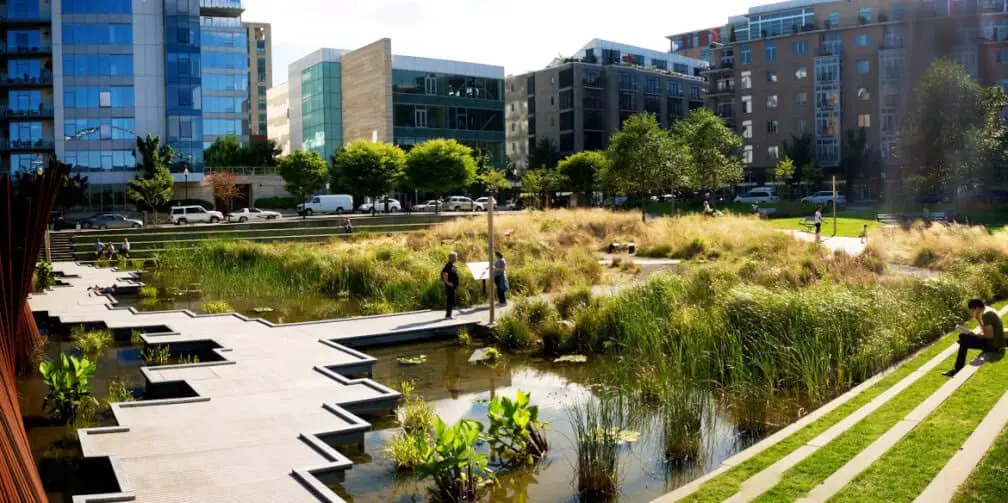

{"left": 641, "top": 197, "right": 647, "bottom": 223}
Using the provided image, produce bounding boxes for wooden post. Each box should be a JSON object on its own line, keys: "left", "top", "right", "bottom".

{"left": 832, "top": 175, "right": 837, "bottom": 237}
{"left": 488, "top": 196, "right": 496, "bottom": 325}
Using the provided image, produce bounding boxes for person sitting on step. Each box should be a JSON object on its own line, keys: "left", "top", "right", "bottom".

{"left": 944, "top": 298, "right": 1005, "bottom": 377}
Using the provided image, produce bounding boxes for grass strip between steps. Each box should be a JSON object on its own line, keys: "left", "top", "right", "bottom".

{"left": 830, "top": 314, "right": 1008, "bottom": 502}
{"left": 680, "top": 303, "right": 1007, "bottom": 503}
{"left": 953, "top": 422, "right": 1008, "bottom": 502}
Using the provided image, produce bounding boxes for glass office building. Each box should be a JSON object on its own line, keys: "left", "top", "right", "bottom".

{"left": 0, "top": 0, "right": 257, "bottom": 209}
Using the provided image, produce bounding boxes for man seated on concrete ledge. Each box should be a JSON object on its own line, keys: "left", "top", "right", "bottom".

{"left": 944, "top": 298, "right": 1005, "bottom": 377}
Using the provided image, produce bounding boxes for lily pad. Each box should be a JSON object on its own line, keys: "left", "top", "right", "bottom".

{"left": 397, "top": 354, "right": 428, "bottom": 366}
{"left": 468, "top": 347, "right": 501, "bottom": 364}
{"left": 252, "top": 307, "right": 274, "bottom": 313}
{"left": 587, "top": 427, "right": 641, "bottom": 445}
{"left": 554, "top": 354, "right": 587, "bottom": 363}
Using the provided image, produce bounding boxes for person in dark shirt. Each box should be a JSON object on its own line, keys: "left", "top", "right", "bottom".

{"left": 441, "top": 251, "right": 459, "bottom": 319}
{"left": 944, "top": 298, "right": 1005, "bottom": 377}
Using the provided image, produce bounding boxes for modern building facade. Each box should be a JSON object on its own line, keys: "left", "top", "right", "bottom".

{"left": 286, "top": 38, "right": 506, "bottom": 167}
{"left": 243, "top": 21, "right": 270, "bottom": 139}
{"left": 694, "top": 0, "right": 1008, "bottom": 196}
{"left": 505, "top": 39, "right": 709, "bottom": 172}
{"left": 0, "top": 0, "right": 255, "bottom": 209}
{"left": 668, "top": 26, "right": 727, "bottom": 62}
{"left": 266, "top": 80, "right": 289, "bottom": 154}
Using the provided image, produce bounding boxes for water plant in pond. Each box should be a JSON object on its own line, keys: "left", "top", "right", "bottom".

{"left": 142, "top": 345, "right": 171, "bottom": 366}
{"left": 35, "top": 259, "right": 54, "bottom": 290}
{"left": 177, "top": 353, "right": 200, "bottom": 364}
{"left": 485, "top": 390, "right": 549, "bottom": 468}
{"left": 397, "top": 354, "right": 428, "bottom": 366}
{"left": 39, "top": 353, "right": 97, "bottom": 424}
{"left": 130, "top": 330, "right": 144, "bottom": 346}
{"left": 554, "top": 287, "right": 594, "bottom": 320}
{"left": 554, "top": 354, "right": 587, "bottom": 363}
{"left": 105, "top": 376, "right": 135, "bottom": 405}
{"left": 568, "top": 395, "right": 627, "bottom": 500}
{"left": 70, "top": 325, "right": 112, "bottom": 361}
{"left": 252, "top": 306, "right": 274, "bottom": 313}
{"left": 416, "top": 417, "right": 495, "bottom": 502}
{"left": 385, "top": 431, "right": 429, "bottom": 472}
{"left": 457, "top": 328, "right": 471, "bottom": 347}
{"left": 137, "top": 286, "right": 158, "bottom": 298}
{"left": 397, "top": 381, "right": 434, "bottom": 436}
{"left": 659, "top": 383, "right": 711, "bottom": 462}
{"left": 469, "top": 347, "right": 502, "bottom": 366}
{"left": 491, "top": 315, "right": 533, "bottom": 350}
{"left": 201, "top": 301, "right": 233, "bottom": 314}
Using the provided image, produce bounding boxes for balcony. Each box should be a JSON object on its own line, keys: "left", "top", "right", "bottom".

{"left": 0, "top": 43, "right": 52, "bottom": 56}
{"left": 200, "top": 0, "right": 243, "bottom": 17}
{"left": 708, "top": 85, "right": 735, "bottom": 98}
{"left": 0, "top": 6, "right": 52, "bottom": 25}
{"left": 0, "top": 138, "right": 56, "bottom": 151}
{"left": 703, "top": 61, "right": 735, "bottom": 74}
{"left": 879, "top": 40, "right": 904, "bottom": 50}
{"left": 0, "top": 72, "right": 54, "bottom": 88}
{"left": 0, "top": 104, "right": 53, "bottom": 119}
{"left": 817, "top": 46, "right": 842, "bottom": 57}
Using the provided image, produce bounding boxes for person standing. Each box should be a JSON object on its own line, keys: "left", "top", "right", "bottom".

{"left": 493, "top": 250, "right": 508, "bottom": 306}
{"left": 814, "top": 207, "right": 823, "bottom": 243}
{"left": 120, "top": 238, "right": 130, "bottom": 259}
{"left": 441, "top": 251, "right": 460, "bottom": 319}
{"left": 944, "top": 298, "right": 1005, "bottom": 377}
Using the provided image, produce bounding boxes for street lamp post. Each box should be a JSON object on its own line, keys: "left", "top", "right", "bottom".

{"left": 184, "top": 167, "right": 190, "bottom": 200}
{"left": 488, "top": 196, "right": 496, "bottom": 324}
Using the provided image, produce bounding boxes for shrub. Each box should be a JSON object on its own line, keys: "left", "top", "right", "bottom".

{"left": 253, "top": 196, "right": 301, "bottom": 209}
{"left": 492, "top": 315, "right": 533, "bottom": 350}
{"left": 35, "top": 260, "right": 54, "bottom": 291}
{"left": 40, "top": 353, "right": 96, "bottom": 424}
{"left": 510, "top": 298, "right": 560, "bottom": 331}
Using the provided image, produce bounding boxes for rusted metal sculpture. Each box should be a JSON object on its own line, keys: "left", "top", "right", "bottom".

{"left": 0, "top": 162, "right": 68, "bottom": 502}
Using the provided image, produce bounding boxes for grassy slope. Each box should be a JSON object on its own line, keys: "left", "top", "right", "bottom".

{"left": 831, "top": 315, "right": 1008, "bottom": 502}
{"left": 682, "top": 302, "right": 1007, "bottom": 503}
{"left": 953, "top": 423, "right": 1008, "bottom": 502}
{"left": 768, "top": 217, "right": 880, "bottom": 238}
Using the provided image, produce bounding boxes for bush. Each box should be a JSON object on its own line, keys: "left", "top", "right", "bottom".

{"left": 492, "top": 315, "right": 534, "bottom": 350}
{"left": 254, "top": 196, "right": 301, "bottom": 209}
{"left": 555, "top": 288, "right": 594, "bottom": 319}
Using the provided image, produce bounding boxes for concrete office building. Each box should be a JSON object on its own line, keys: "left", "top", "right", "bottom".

{"left": 505, "top": 39, "right": 709, "bottom": 172}
{"left": 243, "top": 21, "right": 270, "bottom": 139}
{"left": 286, "top": 38, "right": 505, "bottom": 167}
{"left": 693, "top": 0, "right": 1008, "bottom": 196}
{"left": 0, "top": 0, "right": 254, "bottom": 209}
{"left": 266, "top": 81, "right": 289, "bottom": 154}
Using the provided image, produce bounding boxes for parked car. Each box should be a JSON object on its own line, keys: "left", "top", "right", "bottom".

{"left": 414, "top": 200, "right": 444, "bottom": 212}
{"left": 474, "top": 197, "right": 498, "bottom": 210}
{"left": 297, "top": 194, "right": 353, "bottom": 216}
{"left": 169, "top": 205, "right": 224, "bottom": 225}
{"left": 358, "top": 198, "right": 401, "bottom": 213}
{"left": 445, "top": 196, "right": 483, "bottom": 211}
{"left": 228, "top": 207, "right": 281, "bottom": 223}
{"left": 81, "top": 213, "right": 143, "bottom": 229}
{"left": 733, "top": 188, "right": 779, "bottom": 204}
{"left": 801, "top": 191, "right": 847, "bottom": 205}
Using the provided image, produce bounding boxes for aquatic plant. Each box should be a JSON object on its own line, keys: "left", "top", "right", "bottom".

{"left": 491, "top": 315, "right": 533, "bottom": 350}
{"left": 130, "top": 330, "right": 145, "bottom": 346}
{"left": 142, "top": 345, "right": 171, "bottom": 366}
{"left": 416, "top": 418, "right": 495, "bottom": 502}
{"left": 177, "top": 353, "right": 200, "bottom": 364}
{"left": 568, "top": 395, "right": 626, "bottom": 500}
{"left": 70, "top": 325, "right": 112, "bottom": 361}
{"left": 137, "top": 286, "right": 158, "bottom": 298}
{"left": 39, "top": 353, "right": 97, "bottom": 424}
{"left": 201, "top": 301, "right": 233, "bottom": 314}
{"left": 659, "top": 383, "right": 711, "bottom": 462}
{"left": 385, "top": 431, "right": 429, "bottom": 472}
{"left": 457, "top": 328, "right": 471, "bottom": 346}
{"left": 105, "top": 376, "right": 135, "bottom": 406}
{"left": 397, "top": 381, "right": 434, "bottom": 436}
{"left": 35, "top": 259, "right": 54, "bottom": 290}
{"left": 554, "top": 287, "right": 594, "bottom": 320}
{"left": 397, "top": 354, "right": 428, "bottom": 366}
{"left": 485, "top": 390, "right": 549, "bottom": 468}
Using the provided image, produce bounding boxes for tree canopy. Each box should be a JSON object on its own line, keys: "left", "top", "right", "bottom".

{"left": 674, "top": 108, "right": 743, "bottom": 192}
{"left": 277, "top": 150, "right": 329, "bottom": 204}
{"left": 203, "top": 136, "right": 281, "bottom": 167}
{"left": 127, "top": 167, "right": 173, "bottom": 222}
{"left": 529, "top": 138, "right": 562, "bottom": 170}
{"left": 405, "top": 139, "right": 477, "bottom": 197}
{"left": 558, "top": 151, "right": 607, "bottom": 206}
{"left": 135, "top": 134, "right": 176, "bottom": 177}
{"left": 604, "top": 112, "right": 693, "bottom": 221}
{"left": 201, "top": 171, "right": 244, "bottom": 211}
{"left": 331, "top": 140, "right": 406, "bottom": 208}
{"left": 56, "top": 173, "right": 89, "bottom": 210}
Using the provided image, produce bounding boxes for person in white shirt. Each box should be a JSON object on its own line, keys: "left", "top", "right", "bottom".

{"left": 814, "top": 207, "right": 823, "bottom": 243}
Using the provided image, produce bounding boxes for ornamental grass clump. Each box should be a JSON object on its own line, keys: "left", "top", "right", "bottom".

{"left": 568, "top": 394, "right": 627, "bottom": 500}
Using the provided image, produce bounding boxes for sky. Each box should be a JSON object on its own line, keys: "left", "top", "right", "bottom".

{"left": 240, "top": 0, "right": 758, "bottom": 86}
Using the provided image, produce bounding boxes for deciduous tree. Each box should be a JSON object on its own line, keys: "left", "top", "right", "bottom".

{"left": 604, "top": 112, "right": 693, "bottom": 222}
{"left": 203, "top": 135, "right": 244, "bottom": 167}
{"left": 135, "top": 134, "right": 176, "bottom": 177}
{"left": 332, "top": 140, "right": 406, "bottom": 214}
{"left": 201, "top": 171, "right": 244, "bottom": 213}
{"left": 56, "top": 173, "right": 89, "bottom": 210}
{"left": 558, "top": 151, "right": 607, "bottom": 207}
{"left": 405, "top": 139, "right": 477, "bottom": 211}
{"left": 127, "top": 167, "right": 173, "bottom": 223}
{"left": 277, "top": 150, "right": 328, "bottom": 217}
{"left": 675, "top": 108, "right": 743, "bottom": 193}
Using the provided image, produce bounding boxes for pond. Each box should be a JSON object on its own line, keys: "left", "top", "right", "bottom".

{"left": 331, "top": 339, "right": 768, "bottom": 503}
{"left": 120, "top": 292, "right": 366, "bottom": 324}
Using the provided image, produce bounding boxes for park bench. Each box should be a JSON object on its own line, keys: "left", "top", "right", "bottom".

{"left": 608, "top": 242, "right": 636, "bottom": 254}
{"left": 799, "top": 216, "right": 817, "bottom": 231}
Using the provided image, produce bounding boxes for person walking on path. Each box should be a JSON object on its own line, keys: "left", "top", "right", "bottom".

{"left": 814, "top": 207, "right": 823, "bottom": 243}
{"left": 493, "top": 250, "right": 508, "bottom": 306}
{"left": 944, "top": 298, "right": 1005, "bottom": 377}
{"left": 441, "top": 251, "right": 460, "bottom": 319}
{"left": 120, "top": 238, "right": 130, "bottom": 259}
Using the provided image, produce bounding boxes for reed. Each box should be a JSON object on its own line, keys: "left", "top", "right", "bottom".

{"left": 568, "top": 394, "right": 627, "bottom": 500}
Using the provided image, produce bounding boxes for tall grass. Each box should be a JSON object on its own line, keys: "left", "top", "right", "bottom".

{"left": 568, "top": 394, "right": 627, "bottom": 500}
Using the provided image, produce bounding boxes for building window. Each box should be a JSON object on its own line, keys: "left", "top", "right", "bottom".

{"left": 792, "top": 40, "right": 809, "bottom": 55}
{"left": 415, "top": 107, "right": 428, "bottom": 128}
{"left": 858, "top": 113, "right": 871, "bottom": 127}
{"left": 765, "top": 41, "right": 776, "bottom": 61}
{"left": 857, "top": 60, "right": 870, "bottom": 74}
{"left": 645, "top": 76, "right": 660, "bottom": 94}
{"left": 857, "top": 87, "right": 871, "bottom": 100}
{"left": 741, "top": 45, "right": 751, "bottom": 64}
{"left": 99, "top": 90, "right": 111, "bottom": 108}
{"left": 796, "top": 92, "right": 808, "bottom": 104}
{"left": 795, "top": 66, "right": 807, "bottom": 80}
{"left": 742, "top": 120, "right": 752, "bottom": 139}
{"left": 743, "top": 145, "right": 753, "bottom": 165}
{"left": 425, "top": 74, "right": 436, "bottom": 95}
{"left": 766, "top": 95, "right": 778, "bottom": 108}
{"left": 766, "top": 71, "right": 777, "bottom": 82}
{"left": 740, "top": 71, "right": 752, "bottom": 89}
{"left": 828, "top": 11, "right": 839, "bottom": 28}
{"left": 741, "top": 95, "right": 752, "bottom": 114}
{"left": 854, "top": 34, "right": 871, "bottom": 47}
{"left": 859, "top": 7, "right": 872, "bottom": 24}
{"left": 620, "top": 71, "right": 635, "bottom": 90}
{"left": 1000, "top": 50, "right": 1008, "bottom": 64}
{"left": 797, "top": 119, "right": 807, "bottom": 134}
{"left": 768, "top": 145, "right": 779, "bottom": 160}
{"left": 767, "top": 120, "right": 779, "bottom": 134}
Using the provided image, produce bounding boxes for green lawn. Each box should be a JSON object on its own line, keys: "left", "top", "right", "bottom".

{"left": 767, "top": 217, "right": 879, "bottom": 238}
{"left": 954, "top": 423, "right": 1008, "bottom": 502}
{"left": 833, "top": 315, "right": 1008, "bottom": 502}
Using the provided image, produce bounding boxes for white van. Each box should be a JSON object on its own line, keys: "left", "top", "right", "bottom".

{"left": 297, "top": 194, "right": 353, "bottom": 216}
